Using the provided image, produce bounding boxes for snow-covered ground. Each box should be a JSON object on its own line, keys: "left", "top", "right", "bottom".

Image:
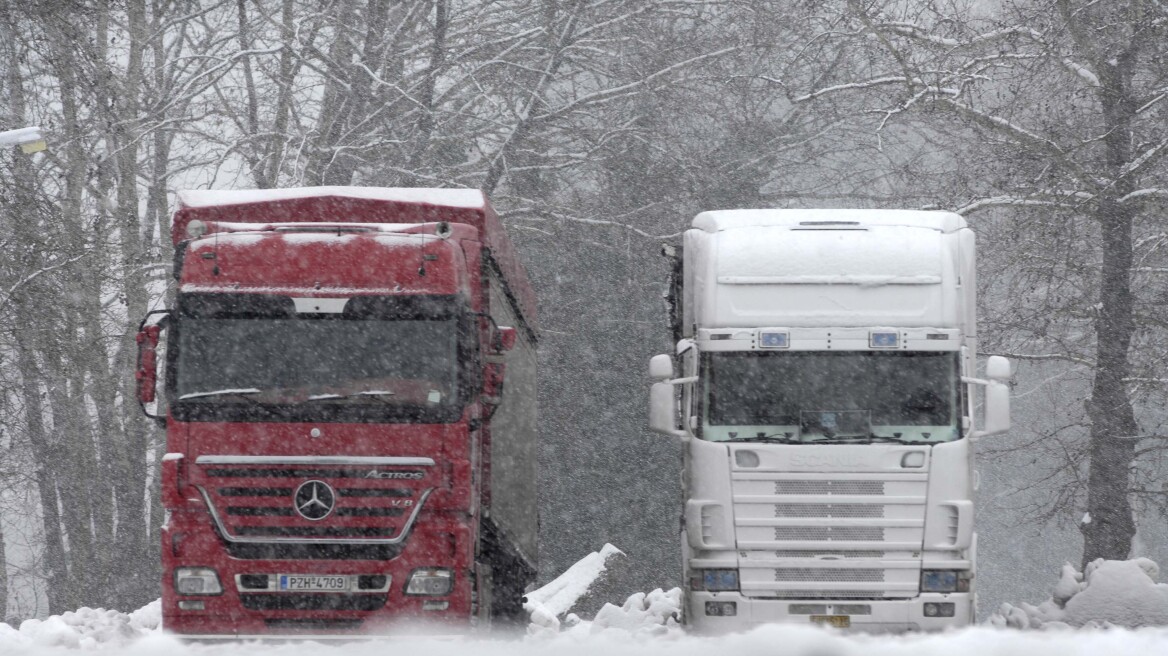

{"left": 4, "top": 553, "right": 1168, "bottom": 655}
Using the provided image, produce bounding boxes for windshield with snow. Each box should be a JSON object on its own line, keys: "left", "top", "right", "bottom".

{"left": 702, "top": 351, "right": 960, "bottom": 443}
{"left": 171, "top": 293, "right": 472, "bottom": 423}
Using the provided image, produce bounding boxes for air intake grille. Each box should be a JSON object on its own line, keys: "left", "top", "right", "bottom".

{"left": 945, "top": 505, "right": 959, "bottom": 544}
{"left": 767, "top": 590, "right": 879, "bottom": 599}
{"left": 774, "top": 568, "right": 885, "bottom": 583}
{"left": 264, "top": 619, "right": 364, "bottom": 631}
{"left": 773, "top": 527, "right": 885, "bottom": 542}
{"left": 774, "top": 481, "right": 885, "bottom": 495}
{"left": 241, "top": 593, "right": 386, "bottom": 611}
{"left": 773, "top": 550, "right": 885, "bottom": 559}
{"left": 774, "top": 504, "right": 884, "bottom": 518}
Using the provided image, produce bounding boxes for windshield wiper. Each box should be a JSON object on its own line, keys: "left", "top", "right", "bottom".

{"left": 179, "top": 388, "right": 263, "bottom": 400}
{"left": 724, "top": 435, "right": 804, "bottom": 444}
{"left": 303, "top": 390, "right": 397, "bottom": 404}
{"left": 177, "top": 388, "right": 291, "bottom": 418}
{"left": 813, "top": 434, "right": 910, "bottom": 444}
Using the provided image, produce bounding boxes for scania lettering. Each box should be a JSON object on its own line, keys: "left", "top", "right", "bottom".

{"left": 136, "top": 187, "right": 538, "bottom": 638}
{"left": 649, "top": 209, "right": 1010, "bottom": 633}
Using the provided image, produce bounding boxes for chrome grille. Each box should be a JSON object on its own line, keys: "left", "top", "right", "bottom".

{"left": 196, "top": 460, "right": 428, "bottom": 560}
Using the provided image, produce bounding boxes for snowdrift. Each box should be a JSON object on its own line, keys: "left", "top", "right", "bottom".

{"left": 992, "top": 557, "right": 1168, "bottom": 629}
{"left": 4, "top": 556, "right": 1168, "bottom": 654}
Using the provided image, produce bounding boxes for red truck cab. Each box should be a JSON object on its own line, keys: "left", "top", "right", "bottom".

{"left": 136, "top": 188, "right": 538, "bottom": 638}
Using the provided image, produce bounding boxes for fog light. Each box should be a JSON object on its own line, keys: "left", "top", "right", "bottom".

{"left": 924, "top": 602, "right": 955, "bottom": 618}
{"left": 423, "top": 601, "right": 450, "bottom": 611}
{"left": 175, "top": 568, "right": 222, "bottom": 595}
{"left": 177, "top": 600, "right": 205, "bottom": 611}
{"left": 705, "top": 601, "right": 737, "bottom": 616}
{"left": 789, "top": 604, "right": 827, "bottom": 615}
{"left": 406, "top": 568, "right": 453, "bottom": 595}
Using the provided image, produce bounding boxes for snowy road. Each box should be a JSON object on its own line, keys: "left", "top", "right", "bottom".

{"left": 5, "top": 624, "right": 1168, "bottom": 656}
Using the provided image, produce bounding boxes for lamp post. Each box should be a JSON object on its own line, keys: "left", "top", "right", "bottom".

{"left": 0, "top": 126, "right": 46, "bottom": 154}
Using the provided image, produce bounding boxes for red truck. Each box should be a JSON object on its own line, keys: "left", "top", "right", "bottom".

{"left": 135, "top": 187, "right": 538, "bottom": 638}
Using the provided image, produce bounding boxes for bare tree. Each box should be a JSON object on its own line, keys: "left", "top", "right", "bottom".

{"left": 796, "top": 0, "right": 1168, "bottom": 564}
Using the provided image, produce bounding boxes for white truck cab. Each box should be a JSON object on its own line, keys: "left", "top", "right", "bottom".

{"left": 650, "top": 209, "right": 1010, "bottom": 633}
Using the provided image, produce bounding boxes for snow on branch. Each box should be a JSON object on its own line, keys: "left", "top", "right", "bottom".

{"left": 878, "top": 21, "right": 1044, "bottom": 49}
{"left": 937, "top": 98, "right": 1098, "bottom": 186}
{"left": 955, "top": 194, "right": 1090, "bottom": 215}
{"left": 530, "top": 46, "right": 741, "bottom": 123}
{"left": 1118, "top": 138, "right": 1168, "bottom": 182}
{"left": 794, "top": 76, "right": 917, "bottom": 103}
{"left": 1060, "top": 58, "right": 1100, "bottom": 87}
{"left": 0, "top": 252, "right": 92, "bottom": 315}
{"left": 992, "top": 352, "right": 1094, "bottom": 367}
{"left": 1121, "top": 189, "right": 1168, "bottom": 204}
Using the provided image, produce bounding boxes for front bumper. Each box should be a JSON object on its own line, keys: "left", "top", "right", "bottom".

{"left": 687, "top": 591, "right": 973, "bottom": 634}
{"left": 162, "top": 515, "right": 474, "bottom": 637}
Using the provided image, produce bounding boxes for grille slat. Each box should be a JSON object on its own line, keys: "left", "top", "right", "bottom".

{"left": 774, "top": 481, "right": 885, "bottom": 495}
{"left": 228, "top": 507, "right": 294, "bottom": 516}
{"left": 219, "top": 487, "right": 293, "bottom": 497}
{"left": 232, "top": 526, "right": 397, "bottom": 538}
{"left": 243, "top": 594, "right": 386, "bottom": 611}
{"left": 773, "top": 568, "right": 885, "bottom": 583}
{"left": 774, "top": 504, "right": 885, "bottom": 518}
{"left": 773, "top": 550, "right": 886, "bottom": 558}
{"left": 773, "top": 527, "right": 885, "bottom": 542}
{"left": 207, "top": 468, "right": 424, "bottom": 479}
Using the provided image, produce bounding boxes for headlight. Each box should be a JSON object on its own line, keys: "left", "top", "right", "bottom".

{"left": 406, "top": 568, "right": 453, "bottom": 596}
{"left": 921, "top": 570, "right": 971, "bottom": 593}
{"left": 175, "top": 567, "right": 222, "bottom": 595}
{"left": 691, "top": 569, "right": 739, "bottom": 592}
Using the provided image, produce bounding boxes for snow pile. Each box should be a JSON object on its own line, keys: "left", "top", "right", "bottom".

{"left": 992, "top": 558, "right": 1168, "bottom": 629}
{"left": 0, "top": 600, "right": 161, "bottom": 649}
{"left": 582, "top": 588, "right": 682, "bottom": 637}
{"left": 524, "top": 543, "right": 624, "bottom": 633}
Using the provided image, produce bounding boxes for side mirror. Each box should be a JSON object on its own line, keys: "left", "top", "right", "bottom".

{"left": 649, "top": 354, "right": 673, "bottom": 381}
{"left": 160, "top": 453, "right": 187, "bottom": 508}
{"left": 492, "top": 326, "right": 518, "bottom": 354}
{"left": 982, "top": 380, "right": 1010, "bottom": 436}
{"left": 136, "top": 325, "right": 161, "bottom": 404}
{"left": 964, "top": 356, "right": 1011, "bottom": 437}
{"left": 649, "top": 382, "right": 678, "bottom": 435}
{"left": 986, "top": 355, "right": 1010, "bottom": 381}
{"left": 136, "top": 310, "right": 171, "bottom": 426}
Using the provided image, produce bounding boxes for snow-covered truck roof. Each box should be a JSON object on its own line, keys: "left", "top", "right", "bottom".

{"left": 693, "top": 208, "right": 967, "bottom": 232}
{"left": 683, "top": 208, "right": 975, "bottom": 331}
{"left": 172, "top": 186, "right": 537, "bottom": 332}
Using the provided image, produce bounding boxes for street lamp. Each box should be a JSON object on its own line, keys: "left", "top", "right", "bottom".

{"left": 0, "top": 126, "right": 46, "bottom": 154}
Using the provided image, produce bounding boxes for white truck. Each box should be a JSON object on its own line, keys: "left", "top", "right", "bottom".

{"left": 650, "top": 209, "right": 1010, "bottom": 633}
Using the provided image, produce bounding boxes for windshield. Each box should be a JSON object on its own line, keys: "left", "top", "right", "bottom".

{"left": 171, "top": 293, "right": 472, "bottom": 423}
{"left": 702, "top": 351, "right": 960, "bottom": 443}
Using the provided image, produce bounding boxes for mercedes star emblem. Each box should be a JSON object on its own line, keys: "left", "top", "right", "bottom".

{"left": 293, "top": 480, "right": 336, "bottom": 521}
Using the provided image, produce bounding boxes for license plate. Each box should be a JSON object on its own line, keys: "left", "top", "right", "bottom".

{"left": 810, "top": 615, "right": 851, "bottom": 628}
{"left": 279, "top": 575, "right": 349, "bottom": 592}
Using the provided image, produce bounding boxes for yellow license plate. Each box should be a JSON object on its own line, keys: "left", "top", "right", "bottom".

{"left": 810, "top": 615, "right": 850, "bottom": 628}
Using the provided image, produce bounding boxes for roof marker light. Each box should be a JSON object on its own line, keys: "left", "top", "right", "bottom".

{"left": 870, "top": 331, "right": 900, "bottom": 348}
{"left": 759, "top": 331, "right": 789, "bottom": 348}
